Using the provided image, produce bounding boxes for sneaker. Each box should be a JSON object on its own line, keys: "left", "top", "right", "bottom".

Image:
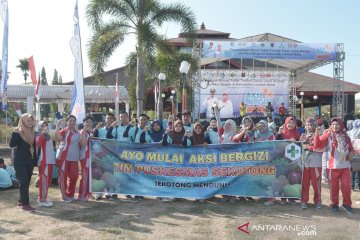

{"left": 331, "top": 205, "right": 339, "bottom": 213}
{"left": 288, "top": 199, "right": 297, "bottom": 205}
{"left": 125, "top": 195, "right": 133, "bottom": 199}
{"left": 112, "top": 194, "right": 118, "bottom": 199}
{"left": 63, "top": 197, "right": 73, "bottom": 203}
{"left": 38, "top": 200, "right": 53, "bottom": 207}
{"left": 134, "top": 196, "right": 144, "bottom": 200}
{"left": 301, "top": 202, "right": 308, "bottom": 209}
{"left": 78, "top": 197, "right": 88, "bottom": 202}
{"left": 342, "top": 204, "right": 354, "bottom": 214}
{"left": 264, "top": 200, "right": 275, "bottom": 206}
{"left": 316, "top": 203, "right": 322, "bottom": 209}
{"left": 17, "top": 200, "right": 22, "bottom": 208}
{"left": 21, "top": 204, "right": 35, "bottom": 212}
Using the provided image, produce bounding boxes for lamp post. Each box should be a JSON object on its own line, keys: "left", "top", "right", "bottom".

{"left": 300, "top": 91, "right": 304, "bottom": 123}
{"left": 171, "top": 89, "right": 177, "bottom": 116}
{"left": 157, "top": 73, "right": 166, "bottom": 120}
{"left": 179, "top": 61, "right": 191, "bottom": 113}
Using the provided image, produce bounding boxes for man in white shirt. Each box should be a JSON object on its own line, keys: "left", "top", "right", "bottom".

{"left": 218, "top": 92, "right": 233, "bottom": 118}
{"left": 201, "top": 88, "right": 218, "bottom": 118}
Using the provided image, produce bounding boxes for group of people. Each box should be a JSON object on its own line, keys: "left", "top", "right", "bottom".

{"left": 6, "top": 108, "right": 360, "bottom": 214}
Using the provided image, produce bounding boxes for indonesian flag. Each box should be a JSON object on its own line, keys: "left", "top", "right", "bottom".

{"left": 28, "top": 56, "right": 37, "bottom": 85}
{"left": 35, "top": 74, "right": 40, "bottom": 98}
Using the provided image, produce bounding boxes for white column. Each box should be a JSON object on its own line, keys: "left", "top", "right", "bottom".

{"left": 26, "top": 96, "right": 34, "bottom": 114}
{"left": 57, "top": 100, "right": 64, "bottom": 114}
{"left": 125, "top": 101, "right": 130, "bottom": 115}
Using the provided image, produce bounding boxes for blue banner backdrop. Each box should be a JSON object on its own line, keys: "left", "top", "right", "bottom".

{"left": 90, "top": 139, "right": 303, "bottom": 199}
{"left": 202, "top": 41, "right": 337, "bottom": 60}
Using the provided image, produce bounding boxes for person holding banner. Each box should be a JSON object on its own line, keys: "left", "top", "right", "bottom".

{"left": 300, "top": 118, "right": 323, "bottom": 209}
{"left": 255, "top": 120, "right": 275, "bottom": 141}
{"left": 218, "top": 118, "right": 238, "bottom": 203}
{"left": 56, "top": 115, "right": 87, "bottom": 203}
{"left": 106, "top": 111, "right": 132, "bottom": 141}
{"left": 190, "top": 123, "right": 206, "bottom": 146}
{"left": 9, "top": 113, "right": 37, "bottom": 211}
{"left": 93, "top": 113, "right": 116, "bottom": 138}
{"left": 313, "top": 118, "right": 355, "bottom": 214}
{"left": 129, "top": 114, "right": 153, "bottom": 143}
{"left": 348, "top": 119, "right": 360, "bottom": 191}
{"left": 162, "top": 120, "right": 191, "bottom": 147}
{"left": 149, "top": 120, "right": 165, "bottom": 143}
{"left": 276, "top": 116, "right": 300, "bottom": 205}
{"left": 78, "top": 115, "right": 95, "bottom": 202}
{"left": 35, "top": 121, "right": 55, "bottom": 207}
{"left": 233, "top": 116, "right": 256, "bottom": 143}
{"left": 182, "top": 110, "right": 193, "bottom": 133}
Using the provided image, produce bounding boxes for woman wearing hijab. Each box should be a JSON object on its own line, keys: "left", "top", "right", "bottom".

{"left": 255, "top": 120, "right": 275, "bottom": 141}
{"left": 314, "top": 118, "right": 355, "bottom": 214}
{"left": 219, "top": 119, "right": 238, "bottom": 203}
{"left": 276, "top": 116, "right": 300, "bottom": 205}
{"left": 219, "top": 119, "right": 237, "bottom": 144}
{"left": 9, "top": 113, "right": 37, "bottom": 211}
{"left": 149, "top": 120, "right": 165, "bottom": 143}
{"left": 300, "top": 118, "right": 323, "bottom": 209}
{"left": 347, "top": 119, "right": 360, "bottom": 191}
{"left": 233, "top": 116, "right": 256, "bottom": 143}
{"left": 162, "top": 120, "right": 191, "bottom": 146}
{"left": 160, "top": 120, "right": 190, "bottom": 201}
{"left": 35, "top": 121, "right": 55, "bottom": 207}
{"left": 191, "top": 123, "right": 206, "bottom": 146}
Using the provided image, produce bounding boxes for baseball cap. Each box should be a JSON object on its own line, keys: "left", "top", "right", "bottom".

{"left": 182, "top": 110, "right": 191, "bottom": 115}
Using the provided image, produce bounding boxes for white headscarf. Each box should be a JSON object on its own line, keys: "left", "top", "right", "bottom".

{"left": 221, "top": 119, "right": 237, "bottom": 144}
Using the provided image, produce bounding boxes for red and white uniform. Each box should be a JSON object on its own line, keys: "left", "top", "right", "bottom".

{"left": 314, "top": 128, "right": 354, "bottom": 207}
{"left": 56, "top": 128, "right": 81, "bottom": 199}
{"left": 78, "top": 129, "right": 93, "bottom": 200}
{"left": 301, "top": 145, "right": 322, "bottom": 205}
{"left": 36, "top": 133, "right": 55, "bottom": 202}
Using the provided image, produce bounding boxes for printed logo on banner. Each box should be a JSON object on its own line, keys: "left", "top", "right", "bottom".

{"left": 285, "top": 143, "right": 301, "bottom": 161}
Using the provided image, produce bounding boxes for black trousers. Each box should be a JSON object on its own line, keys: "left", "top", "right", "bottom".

{"left": 352, "top": 171, "right": 360, "bottom": 189}
{"left": 14, "top": 164, "right": 34, "bottom": 205}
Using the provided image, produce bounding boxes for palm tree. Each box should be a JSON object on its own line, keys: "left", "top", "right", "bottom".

{"left": 16, "top": 58, "right": 29, "bottom": 85}
{"left": 86, "top": 0, "right": 196, "bottom": 116}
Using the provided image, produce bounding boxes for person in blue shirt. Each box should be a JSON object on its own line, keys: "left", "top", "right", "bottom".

{"left": 182, "top": 110, "right": 193, "bottom": 133}
{"left": 128, "top": 114, "right": 153, "bottom": 143}
{"left": 106, "top": 111, "right": 132, "bottom": 141}
{"left": 93, "top": 113, "right": 116, "bottom": 138}
{"left": 149, "top": 120, "right": 165, "bottom": 143}
{"left": 0, "top": 158, "right": 19, "bottom": 190}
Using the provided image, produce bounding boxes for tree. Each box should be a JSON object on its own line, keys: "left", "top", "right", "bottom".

{"left": 52, "top": 69, "right": 59, "bottom": 85}
{"left": 40, "top": 67, "right": 50, "bottom": 117}
{"left": 16, "top": 58, "right": 29, "bottom": 85}
{"left": 40, "top": 67, "right": 48, "bottom": 85}
{"left": 86, "top": 0, "right": 196, "bottom": 116}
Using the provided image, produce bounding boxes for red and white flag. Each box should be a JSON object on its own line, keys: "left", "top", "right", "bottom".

{"left": 28, "top": 56, "right": 37, "bottom": 85}
{"left": 35, "top": 73, "right": 41, "bottom": 98}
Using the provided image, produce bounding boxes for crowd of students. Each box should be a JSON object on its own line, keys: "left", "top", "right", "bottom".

{"left": 6, "top": 109, "right": 360, "bottom": 214}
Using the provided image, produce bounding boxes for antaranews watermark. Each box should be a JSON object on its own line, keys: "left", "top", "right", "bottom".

{"left": 238, "top": 222, "right": 317, "bottom": 236}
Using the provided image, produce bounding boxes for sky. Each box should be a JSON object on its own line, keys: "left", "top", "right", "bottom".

{"left": 2, "top": 0, "right": 359, "bottom": 89}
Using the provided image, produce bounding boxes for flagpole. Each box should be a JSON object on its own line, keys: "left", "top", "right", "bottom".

{"left": 70, "top": 0, "right": 86, "bottom": 124}
{"left": 35, "top": 96, "right": 40, "bottom": 121}
{"left": 115, "top": 73, "right": 119, "bottom": 120}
